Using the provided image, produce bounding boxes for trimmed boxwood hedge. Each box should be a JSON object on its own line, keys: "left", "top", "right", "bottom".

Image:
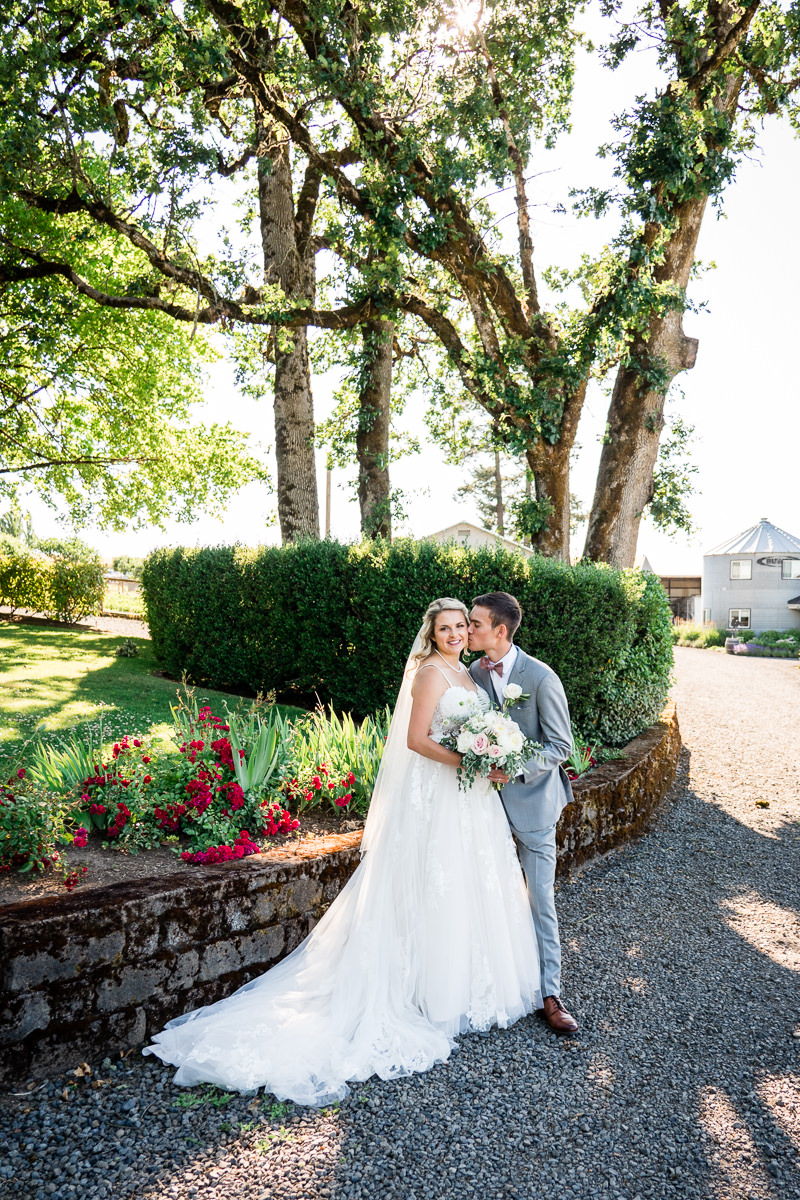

{"left": 142, "top": 539, "right": 673, "bottom": 746}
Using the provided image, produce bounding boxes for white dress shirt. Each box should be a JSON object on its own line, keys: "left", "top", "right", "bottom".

{"left": 485, "top": 644, "right": 518, "bottom": 704}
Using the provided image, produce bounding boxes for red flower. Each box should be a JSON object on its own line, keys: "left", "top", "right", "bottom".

{"left": 141, "top": 756, "right": 151, "bottom": 764}
{"left": 16, "top": 768, "right": 26, "bottom": 780}
{"left": 312, "top": 775, "right": 322, "bottom": 790}
{"left": 348, "top": 771, "right": 355, "bottom": 785}
{"left": 142, "top": 774, "right": 152, "bottom": 784}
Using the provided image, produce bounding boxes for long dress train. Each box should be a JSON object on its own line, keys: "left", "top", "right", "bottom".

{"left": 143, "top": 684, "right": 541, "bottom": 1106}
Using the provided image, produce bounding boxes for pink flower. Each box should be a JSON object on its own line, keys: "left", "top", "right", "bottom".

{"left": 73, "top": 827, "right": 88, "bottom": 848}
{"left": 487, "top": 743, "right": 504, "bottom": 759}
{"left": 470, "top": 733, "right": 490, "bottom": 755}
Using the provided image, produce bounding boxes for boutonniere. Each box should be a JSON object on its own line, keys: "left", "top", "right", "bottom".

{"left": 500, "top": 683, "right": 530, "bottom": 714}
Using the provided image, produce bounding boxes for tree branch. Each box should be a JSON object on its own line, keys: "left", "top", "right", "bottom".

{"left": 472, "top": 22, "right": 540, "bottom": 318}
{"left": 688, "top": 2, "right": 761, "bottom": 91}
{"left": 0, "top": 454, "right": 153, "bottom": 475}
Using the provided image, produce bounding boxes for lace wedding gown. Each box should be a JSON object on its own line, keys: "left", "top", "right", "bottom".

{"left": 144, "top": 682, "right": 541, "bottom": 1106}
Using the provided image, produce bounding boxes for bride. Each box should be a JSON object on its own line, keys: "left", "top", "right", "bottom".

{"left": 144, "top": 597, "right": 542, "bottom": 1105}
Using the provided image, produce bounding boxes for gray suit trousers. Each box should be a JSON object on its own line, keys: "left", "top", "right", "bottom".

{"left": 513, "top": 822, "right": 560, "bottom": 999}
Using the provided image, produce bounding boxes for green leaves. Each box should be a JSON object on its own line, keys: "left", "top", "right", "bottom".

{"left": 647, "top": 415, "right": 699, "bottom": 536}
{"left": 226, "top": 709, "right": 288, "bottom": 793}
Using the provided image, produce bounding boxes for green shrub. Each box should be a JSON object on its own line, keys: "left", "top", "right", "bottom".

{"left": 0, "top": 767, "right": 70, "bottom": 871}
{"left": 0, "top": 535, "right": 105, "bottom": 623}
{"left": 680, "top": 627, "right": 702, "bottom": 643}
{"left": 43, "top": 555, "right": 105, "bottom": 623}
{"left": 699, "top": 628, "right": 727, "bottom": 648}
{"left": 142, "top": 541, "right": 673, "bottom": 747}
{"left": 0, "top": 541, "right": 50, "bottom": 613}
{"left": 752, "top": 628, "right": 800, "bottom": 648}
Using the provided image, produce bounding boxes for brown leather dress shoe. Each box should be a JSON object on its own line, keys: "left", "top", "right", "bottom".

{"left": 541, "top": 995, "right": 579, "bottom": 1033}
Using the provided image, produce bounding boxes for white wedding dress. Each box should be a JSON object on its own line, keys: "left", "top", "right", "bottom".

{"left": 144, "top": 675, "right": 542, "bottom": 1106}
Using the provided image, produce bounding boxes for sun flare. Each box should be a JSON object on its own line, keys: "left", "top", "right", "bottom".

{"left": 452, "top": 0, "right": 484, "bottom": 35}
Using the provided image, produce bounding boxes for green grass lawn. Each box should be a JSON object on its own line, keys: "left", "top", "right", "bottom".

{"left": 0, "top": 621, "right": 302, "bottom": 761}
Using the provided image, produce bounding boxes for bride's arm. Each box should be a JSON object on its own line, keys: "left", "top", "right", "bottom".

{"left": 407, "top": 669, "right": 464, "bottom": 766}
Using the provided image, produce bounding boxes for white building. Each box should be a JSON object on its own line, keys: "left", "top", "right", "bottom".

{"left": 701, "top": 518, "right": 800, "bottom": 632}
{"left": 425, "top": 520, "right": 535, "bottom": 558}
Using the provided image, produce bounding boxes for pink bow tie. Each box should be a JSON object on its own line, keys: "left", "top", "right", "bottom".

{"left": 479, "top": 657, "right": 503, "bottom": 676}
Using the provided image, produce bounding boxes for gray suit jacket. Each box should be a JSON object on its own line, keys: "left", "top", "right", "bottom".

{"left": 469, "top": 648, "right": 573, "bottom": 834}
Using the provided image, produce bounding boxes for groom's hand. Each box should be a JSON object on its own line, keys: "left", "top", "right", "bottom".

{"left": 487, "top": 768, "right": 510, "bottom": 785}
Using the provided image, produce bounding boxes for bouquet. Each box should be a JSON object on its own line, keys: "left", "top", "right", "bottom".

{"left": 441, "top": 683, "right": 543, "bottom": 791}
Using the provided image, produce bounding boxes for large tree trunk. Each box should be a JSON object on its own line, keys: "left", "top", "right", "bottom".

{"left": 582, "top": 199, "right": 706, "bottom": 567}
{"left": 257, "top": 129, "right": 320, "bottom": 542}
{"left": 584, "top": 38, "right": 745, "bottom": 567}
{"left": 356, "top": 317, "right": 394, "bottom": 539}
{"left": 524, "top": 379, "right": 586, "bottom": 560}
{"left": 526, "top": 439, "right": 571, "bottom": 560}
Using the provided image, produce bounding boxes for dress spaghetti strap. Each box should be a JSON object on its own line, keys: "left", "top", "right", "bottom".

{"left": 417, "top": 662, "right": 455, "bottom": 686}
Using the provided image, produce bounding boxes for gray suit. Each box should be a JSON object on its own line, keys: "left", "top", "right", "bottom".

{"left": 469, "top": 648, "right": 573, "bottom": 999}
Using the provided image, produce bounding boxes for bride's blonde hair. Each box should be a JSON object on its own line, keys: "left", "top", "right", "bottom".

{"left": 412, "top": 597, "right": 469, "bottom": 664}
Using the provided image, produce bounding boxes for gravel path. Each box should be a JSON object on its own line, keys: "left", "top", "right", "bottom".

{"left": 0, "top": 608, "right": 149, "bottom": 638}
{"left": 2, "top": 647, "right": 799, "bottom": 1200}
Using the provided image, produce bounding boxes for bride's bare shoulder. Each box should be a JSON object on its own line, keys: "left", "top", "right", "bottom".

{"left": 411, "top": 658, "right": 447, "bottom": 697}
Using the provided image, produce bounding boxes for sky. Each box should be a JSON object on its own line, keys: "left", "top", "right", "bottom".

{"left": 17, "top": 11, "right": 800, "bottom": 574}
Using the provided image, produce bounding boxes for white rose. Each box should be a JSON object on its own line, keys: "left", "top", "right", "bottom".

{"left": 506, "top": 729, "right": 524, "bottom": 752}
{"left": 456, "top": 729, "right": 474, "bottom": 753}
{"left": 502, "top": 683, "right": 523, "bottom": 701}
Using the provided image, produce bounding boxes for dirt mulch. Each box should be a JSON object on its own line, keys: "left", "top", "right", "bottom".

{"left": 0, "top": 814, "right": 365, "bottom": 909}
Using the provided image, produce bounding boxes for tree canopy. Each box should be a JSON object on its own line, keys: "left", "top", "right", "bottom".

{"left": 0, "top": 1, "right": 798, "bottom": 557}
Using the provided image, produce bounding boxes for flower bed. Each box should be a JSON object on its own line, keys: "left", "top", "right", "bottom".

{"left": 1, "top": 692, "right": 388, "bottom": 888}
{"left": 0, "top": 703, "right": 680, "bottom": 1085}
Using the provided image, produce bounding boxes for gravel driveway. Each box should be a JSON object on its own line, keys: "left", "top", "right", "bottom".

{"left": 2, "top": 647, "right": 798, "bottom": 1200}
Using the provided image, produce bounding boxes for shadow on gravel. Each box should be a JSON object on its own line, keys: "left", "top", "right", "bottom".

{"left": 3, "top": 754, "right": 798, "bottom": 1200}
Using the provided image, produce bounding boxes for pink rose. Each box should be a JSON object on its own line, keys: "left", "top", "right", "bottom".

{"left": 471, "top": 732, "right": 490, "bottom": 755}
{"left": 487, "top": 743, "right": 504, "bottom": 759}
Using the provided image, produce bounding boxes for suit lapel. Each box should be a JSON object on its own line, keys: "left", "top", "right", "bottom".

{"left": 506, "top": 647, "right": 528, "bottom": 691}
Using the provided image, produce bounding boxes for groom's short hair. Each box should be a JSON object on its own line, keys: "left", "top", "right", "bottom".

{"left": 471, "top": 591, "right": 522, "bottom": 639}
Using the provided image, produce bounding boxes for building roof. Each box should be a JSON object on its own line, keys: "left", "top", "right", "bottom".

{"left": 426, "top": 520, "right": 534, "bottom": 558}
{"left": 788, "top": 595, "right": 800, "bottom": 611}
{"left": 705, "top": 518, "right": 800, "bottom": 556}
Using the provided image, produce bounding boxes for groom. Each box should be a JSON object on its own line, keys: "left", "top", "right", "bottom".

{"left": 468, "top": 591, "right": 578, "bottom": 1034}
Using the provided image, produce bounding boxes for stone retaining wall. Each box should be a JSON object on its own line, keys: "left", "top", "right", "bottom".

{"left": 0, "top": 703, "right": 679, "bottom": 1085}
{"left": 559, "top": 700, "right": 680, "bottom": 869}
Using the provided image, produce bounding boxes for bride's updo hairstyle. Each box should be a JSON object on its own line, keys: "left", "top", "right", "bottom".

{"left": 412, "top": 597, "right": 469, "bottom": 664}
